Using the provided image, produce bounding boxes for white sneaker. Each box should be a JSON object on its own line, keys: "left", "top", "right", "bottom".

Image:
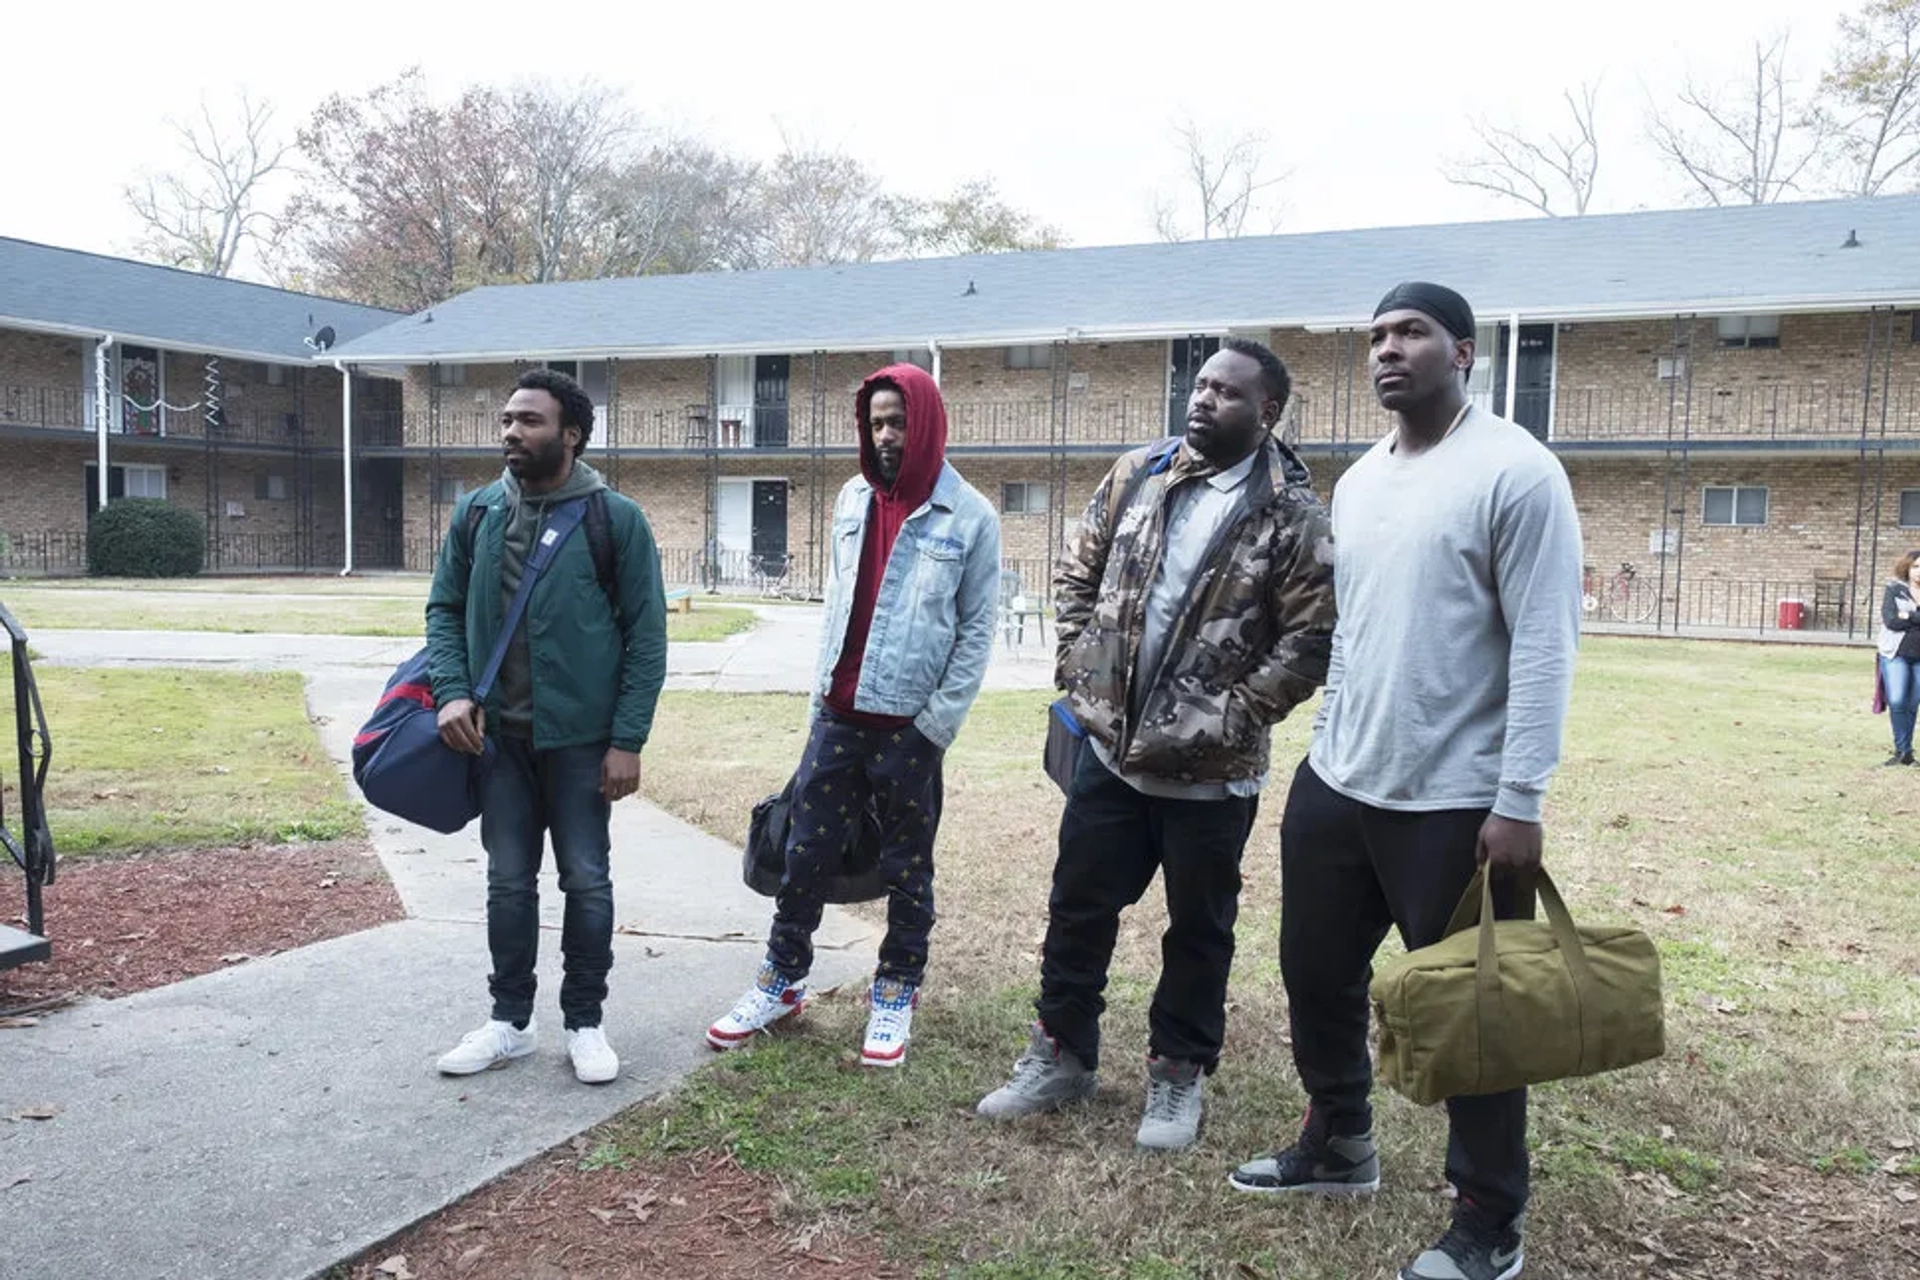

{"left": 706, "top": 964, "right": 807, "bottom": 1051}
{"left": 568, "top": 1025, "right": 620, "bottom": 1084}
{"left": 437, "top": 1019, "right": 536, "bottom": 1075}
{"left": 861, "top": 978, "right": 919, "bottom": 1068}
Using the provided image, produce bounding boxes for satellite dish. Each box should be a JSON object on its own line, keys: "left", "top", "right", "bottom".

{"left": 305, "top": 325, "right": 337, "bottom": 352}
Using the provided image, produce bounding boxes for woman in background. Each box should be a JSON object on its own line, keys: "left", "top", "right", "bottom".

{"left": 1878, "top": 549, "right": 1920, "bottom": 766}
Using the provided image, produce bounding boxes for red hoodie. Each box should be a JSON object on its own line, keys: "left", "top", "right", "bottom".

{"left": 824, "top": 364, "right": 950, "bottom": 724}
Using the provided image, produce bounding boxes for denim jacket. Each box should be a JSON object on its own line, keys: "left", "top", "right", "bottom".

{"left": 811, "top": 461, "right": 1002, "bottom": 748}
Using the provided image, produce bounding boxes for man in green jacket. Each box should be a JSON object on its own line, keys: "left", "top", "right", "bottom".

{"left": 426, "top": 368, "right": 667, "bottom": 1085}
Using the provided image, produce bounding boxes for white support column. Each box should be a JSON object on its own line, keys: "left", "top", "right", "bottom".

{"left": 1502, "top": 311, "right": 1521, "bottom": 420}
{"left": 929, "top": 339, "right": 943, "bottom": 386}
{"left": 337, "top": 362, "right": 354, "bottom": 576}
{"left": 94, "top": 336, "right": 113, "bottom": 510}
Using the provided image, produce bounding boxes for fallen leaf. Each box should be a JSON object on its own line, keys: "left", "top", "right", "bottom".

{"left": 668, "top": 1194, "right": 688, "bottom": 1207}
{"left": 1895, "top": 1188, "right": 1918, "bottom": 1204}
{"left": 11, "top": 1107, "right": 58, "bottom": 1121}
{"left": 375, "top": 1256, "right": 414, "bottom": 1280}
{"left": 1837, "top": 1010, "right": 1876, "bottom": 1024}
{"left": 1891, "top": 1138, "right": 1916, "bottom": 1151}
{"left": 218, "top": 953, "right": 251, "bottom": 965}
{"left": 1703, "top": 996, "right": 1741, "bottom": 1015}
{"left": 586, "top": 1205, "right": 618, "bottom": 1225}
{"left": 114, "top": 931, "right": 152, "bottom": 943}
{"left": 317, "top": 877, "right": 338, "bottom": 889}
{"left": 1660, "top": 1124, "right": 1676, "bottom": 1141}
{"left": 455, "top": 1242, "right": 489, "bottom": 1269}
{"left": 1662, "top": 904, "right": 1689, "bottom": 916}
{"left": 0, "top": 1017, "right": 39, "bottom": 1030}
{"left": 91, "top": 789, "right": 121, "bottom": 800}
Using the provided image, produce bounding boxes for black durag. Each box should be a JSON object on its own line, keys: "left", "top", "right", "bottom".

{"left": 1372, "top": 281, "right": 1476, "bottom": 340}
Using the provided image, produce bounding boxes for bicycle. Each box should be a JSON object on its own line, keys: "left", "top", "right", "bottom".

{"left": 1583, "top": 561, "right": 1658, "bottom": 623}
{"left": 750, "top": 552, "right": 801, "bottom": 600}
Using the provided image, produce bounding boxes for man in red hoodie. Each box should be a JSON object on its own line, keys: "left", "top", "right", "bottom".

{"left": 707, "top": 364, "right": 1002, "bottom": 1067}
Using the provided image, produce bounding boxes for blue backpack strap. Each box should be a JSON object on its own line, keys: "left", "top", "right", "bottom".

{"left": 471, "top": 497, "right": 590, "bottom": 703}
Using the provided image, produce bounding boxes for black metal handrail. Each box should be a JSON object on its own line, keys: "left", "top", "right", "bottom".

{"left": 0, "top": 599, "right": 54, "bottom": 952}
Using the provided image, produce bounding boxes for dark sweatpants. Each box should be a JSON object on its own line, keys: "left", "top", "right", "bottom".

{"left": 1036, "top": 743, "right": 1258, "bottom": 1072}
{"left": 766, "top": 709, "right": 944, "bottom": 986}
{"left": 1280, "top": 756, "right": 1531, "bottom": 1218}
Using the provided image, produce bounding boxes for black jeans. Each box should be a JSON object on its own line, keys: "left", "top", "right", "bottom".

{"left": 480, "top": 735, "right": 614, "bottom": 1031}
{"left": 1036, "top": 743, "right": 1258, "bottom": 1071}
{"left": 1280, "top": 757, "right": 1531, "bottom": 1218}
{"left": 767, "top": 710, "right": 945, "bottom": 985}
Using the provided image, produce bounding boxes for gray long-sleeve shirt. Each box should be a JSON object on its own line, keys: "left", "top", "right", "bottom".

{"left": 1308, "top": 406, "right": 1582, "bottom": 822}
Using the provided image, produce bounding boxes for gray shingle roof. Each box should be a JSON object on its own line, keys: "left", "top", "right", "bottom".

{"left": 330, "top": 196, "right": 1920, "bottom": 364}
{"left": 333, "top": 193, "right": 1920, "bottom": 362}
{"left": 0, "top": 237, "right": 403, "bottom": 361}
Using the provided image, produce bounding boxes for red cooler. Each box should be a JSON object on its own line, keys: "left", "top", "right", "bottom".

{"left": 1776, "top": 599, "right": 1806, "bottom": 630}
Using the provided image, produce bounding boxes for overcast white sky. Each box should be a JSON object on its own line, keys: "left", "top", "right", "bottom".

{"left": 0, "top": 0, "right": 1862, "bottom": 274}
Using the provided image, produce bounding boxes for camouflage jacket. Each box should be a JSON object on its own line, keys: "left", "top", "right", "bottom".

{"left": 1054, "top": 435, "right": 1336, "bottom": 786}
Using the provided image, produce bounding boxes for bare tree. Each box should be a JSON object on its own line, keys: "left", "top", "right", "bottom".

{"left": 1443, "top": 82, "right": 1601, "bottom": 216}
{"left": 1817, "top": 0, "right": 1920, "bottom": 195}
{"left": 1648, "top": 35, "right": 1826, "bottom": 205}
{"left": 898, "top": 179, "right": 1067, "bottom": 256}
{"left": 747, "top": 143, "right": 902, "bottom": 268}
{"left": 124, "top": 91, "right": 291, "bottom": 276}
{"left": 507, "top": 82, "right": 634, "bottom": 282}
{"left": 1151, "top": 117, "right": 1288, "bottom": 241}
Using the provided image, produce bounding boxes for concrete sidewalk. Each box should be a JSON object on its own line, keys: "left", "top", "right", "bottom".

{"left": 0, "top": 616, "right": 898, "bottom": 1280}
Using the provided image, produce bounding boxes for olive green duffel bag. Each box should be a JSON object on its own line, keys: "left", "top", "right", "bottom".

{"left": 1370, "top": 867, "right": 1664, "bottom": 1107}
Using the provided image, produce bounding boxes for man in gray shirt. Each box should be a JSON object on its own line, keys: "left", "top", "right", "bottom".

{"left": 1228, "top": 283, "right": 1581, "bottom": 1280}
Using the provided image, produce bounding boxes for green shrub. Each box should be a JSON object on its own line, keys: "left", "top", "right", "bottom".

{"left": 87, "top": 500, "right": 205, "bottom": 578}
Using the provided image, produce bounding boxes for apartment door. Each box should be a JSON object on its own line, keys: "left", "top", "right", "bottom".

{"left": 1511, "top": 324, "right": 1555, "bottom": 440}
{"left": 1166, "top": 336, "right": 1220, "bottom": 434}
{"left": 754, "top": 356, "right": 790, "bottom": 447}
{"left": 752, "top": 479, "right": 789, "bottom": 573}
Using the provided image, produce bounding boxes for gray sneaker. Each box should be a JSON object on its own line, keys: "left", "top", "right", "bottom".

{"left": 1229, "top": 1126, "right": 1380, "bottom": 1194}
{"left": 1135, "top": 1056, "right": 1205, "bottom": 1151}
{"left": 976, "top": 1021, "right": 1098, "bottom": 1119}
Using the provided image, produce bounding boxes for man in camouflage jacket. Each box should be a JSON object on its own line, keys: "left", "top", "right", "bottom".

{"left": 978, "top": 337, "right": 1336, "bottom": 1151}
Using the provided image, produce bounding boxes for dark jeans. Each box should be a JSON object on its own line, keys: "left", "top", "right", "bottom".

{"left": 1036, "top": 743, "right": 1258, "bottom": 1072}
{"left": 1280, "top": 757, "right": 1531, "bottom": 1219}
{"left": 480, "top": 735, "right": 614, "bottom": 1031}
{"left": 767, "top": 710, "right": 944, "bottom": 985}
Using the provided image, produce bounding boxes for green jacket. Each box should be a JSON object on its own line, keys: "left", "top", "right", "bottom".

{"left": 425, "top": 472, "right": 668, "bottom": 752}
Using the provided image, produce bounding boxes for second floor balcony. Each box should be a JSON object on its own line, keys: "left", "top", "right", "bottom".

{"left": 349, "top": 376, "right": 1920, "bottom": 456}
{"left": 1, "top": 384, "right": 335, "bottom": 450}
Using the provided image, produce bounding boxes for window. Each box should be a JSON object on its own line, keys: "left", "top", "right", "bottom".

{"left": 1899, "top": 489, "right": 1920, "bottom": 528}
{"left": 1716, "top": 315, "right": 1780, "bottom": 349}
{"left": 432, "top": 363, "right": 467, "bottom": 387}
{"left": 254, "top": 473, "right": 288, "bottom": 501}
{"left": 434, "top": 477, "right": 464, "bottom": 503}
{"left": 1657, "top": 356, "right": 1688, "bottom": 381}
{"left": 265, "top": 363, "right": 287, "bottom": 387}
{"left": 1002, "top": 481, "right": 1049, "bottom": 514}
{"left": 1702, "top": 485, "right": 1768, "bottom": 526}
{"left": 123, "top": 464, "right": 166, "bottom": 500}
{"left": 891, "top": 348, "right": 934, "bottom": 372}
{"left": 1005, "top": 344, "right": 1054, "bottom": 370}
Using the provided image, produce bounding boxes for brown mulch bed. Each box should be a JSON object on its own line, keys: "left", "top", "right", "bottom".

{"left": 347, "top": 1147, "right": 903, "bottom": 1280}
{"left": 0, "top": 840, "right": 403, "bottom": 1008}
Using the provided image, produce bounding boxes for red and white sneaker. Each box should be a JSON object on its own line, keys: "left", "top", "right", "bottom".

{"left": 706, "top": 964, "right": 806, "bottom": 1051}
{"left": 860, "top": 977, "right": 920, "bottom": 1068}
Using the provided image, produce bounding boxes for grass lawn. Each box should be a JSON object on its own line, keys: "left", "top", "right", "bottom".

{"left": 0, "top": 582, "right": 754, "bottom": 643}
{"left": 618, "top": 637, "right": 1920, "bottom": 1278}
{"left": 0, "top": 658, "right": 360, "bottom": 854}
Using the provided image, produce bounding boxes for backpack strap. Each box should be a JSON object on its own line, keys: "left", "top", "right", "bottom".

{"left": 1108, "top": 436, "right": 1182, "bottom": 526}
{"left": 463, "top": 487, "right": 621, "bottom": 627}
{"left": 472, "top": 497, "right": 590, "bottom": 702}
{"left": 584, "top": 489, "right": 621, "bottom": 625}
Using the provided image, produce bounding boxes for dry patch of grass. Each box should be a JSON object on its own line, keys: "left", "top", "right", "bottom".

{"left": 625, "top": 638, "right": 1920, "bottom": 1277}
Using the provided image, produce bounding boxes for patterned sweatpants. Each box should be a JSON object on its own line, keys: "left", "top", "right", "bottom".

{"left": 766, "top": 709, "right": 945, "bottom": 986}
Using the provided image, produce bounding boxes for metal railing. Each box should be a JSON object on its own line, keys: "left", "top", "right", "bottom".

{"left": 1578, "top": 568, "right": 1875, "bottom": 636}
{"left": 1, "top": 384, "right": 339, "bottom": 449}
{"left": 347, "top": 380, "right": 1920, "bottom": 455}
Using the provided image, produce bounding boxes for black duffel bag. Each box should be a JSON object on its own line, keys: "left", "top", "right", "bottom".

{"left": 742, "top": 773, "right": 896, "bottom": 904}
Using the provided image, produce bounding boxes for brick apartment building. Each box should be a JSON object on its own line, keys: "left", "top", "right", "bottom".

{"left": 6, "top": 197, "right": 1919, "bottom": 633}
{"left": 0, "top": 238, "right": 399, "bottom": 572}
